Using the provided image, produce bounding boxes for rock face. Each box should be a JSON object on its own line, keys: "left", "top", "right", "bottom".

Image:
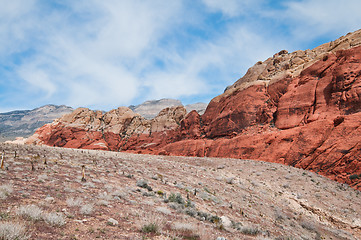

{"left": 27, "top": 106, "right": 187, "bottom": 152}
{"left": 0, "top": 105, "right": 73, "bottom": 141}
{"left": 27, "top": 30, "right": 361, "bottom": 190}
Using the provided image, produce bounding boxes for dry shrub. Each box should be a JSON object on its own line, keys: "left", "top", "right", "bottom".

{"left": 80, "top": 204, "right": 94, "bottom": 215}
{"left": 0, "top": 222, "right": 29, "bottom": 240}
{"left": 156, "top": 207, "right": 171, "bottom": 215}
{"left": 15, "top": 205, "right": 42, "bottom": 221}
{"left": 15, "top": 205, "right": 66, "bottom": 227}
{"left": 0, "top": 185, "right": 13, "bottom": 200}
{"left": 141, "top": 222, "right": 159, "bottom": 233}
{"left": 43, "top": 212, "right": 66, "bottom": 226}
{"left": 171, "top": 222, "right": 200, "bottom": 239}
{"left": 66, "top": 197, "right": 83, "bottom": 207}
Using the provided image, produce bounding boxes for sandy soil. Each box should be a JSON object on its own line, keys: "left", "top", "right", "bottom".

{"left": 0, "top": 143, "right": 360, "bottom": 240}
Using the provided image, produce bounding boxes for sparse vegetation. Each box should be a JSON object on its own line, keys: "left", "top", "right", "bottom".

{"left": 43, "top": 212, "right": 66, "bottom": 226}
{"left": 136, "top": 179, "right": 152, "bottom": 191}
{"left": 37, "top": 174, "right": 48, "bottom": 182}
{"left": 171, "top": 222, "right": 200, "bottom": 240}
{"left": 0, "top": 143, "right": 360, "bottom": 239}
{"left": 301, "top": 221, "right": 316, "bottom": 231}
{"left": 15, "top": 204, "right": 66, "bottom": 227}
{"left": 0, "top": 184, "right": 13, "bottom": 200}
{"left": 241, "top": 226, "right": 261, "bottom": 236}
{"left": 0, "top": 212, "right": 10, "bottom": 220}
{"left": 156, "top": 207, "right": 171, "bottom": 215}
{"left": 156, "top": 190, "right": 164, "bottom": 196}
{"left": 167, "top": 193, "right": 184, "bottom": 204}
{"left": 80, "top": 204, "right": 94, "bottom": 215}
{"left": 111, "top": 190, "right": 126, "bottom": 199}
{"left": 168, "top": 202, "right": 184, "bottom": 211}
{"left": 0, "top": 222, "right": 29, "bottom": 240}
{"left": 66, "top": 197, "right": 83, "bottom": 207}
{"left": 106, "top": 218, "right": 118, "bottom": 226}
{"left": 16, "top": 205, "right": 43, "bottom": 221}
{"left": 349, "top": 174, "right": 360, "bottom": 180}
{"left": 184, "top": 208, "right": 197, "bottom": 217}
{"left": 141, "top": 222, "right": 158, "bottom": 233}
{"left": 96, "top": 199, "right": 109, "bottom": 206}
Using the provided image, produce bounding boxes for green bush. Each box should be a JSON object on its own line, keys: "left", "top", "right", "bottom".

{"left": 141, "top": 222, "right": 158, "bottom": 233}
{"left": 241, "top": 227, "right": 260, "bottom": 236}
{"left": 168, "top": 193, "right": 184, "bottom": 204}
{"left": 349, "top": 174, "right": 360, "bottom": 180}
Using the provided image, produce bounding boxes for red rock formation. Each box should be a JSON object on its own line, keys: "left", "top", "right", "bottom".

{"left": 27, "top": 31, "right": 361, "bottom": 190}
{"left": 275, "top": 49, "right": 361, "bottom": 129}
{"left": 202, "top": 84, "right": 275, "bottom": 138}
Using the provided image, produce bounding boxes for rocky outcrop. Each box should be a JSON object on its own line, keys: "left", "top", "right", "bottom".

{"left": 27, "top": 30, "right": 361, "bottom": 190}
{"left": 227, "top": 29, "right": 361, "bottom": 92}
{"left": 27, "top": 106, "right": 188, "bottom": 151}
{"left": 202, "top": 84, "right": 274, "bottom": 138}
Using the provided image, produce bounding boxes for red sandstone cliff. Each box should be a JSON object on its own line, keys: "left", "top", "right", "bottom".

{"left": 27, "top": 30, "right": 361, "bottom": 190}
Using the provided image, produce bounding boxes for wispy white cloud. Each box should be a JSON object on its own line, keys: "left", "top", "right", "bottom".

{"left": 0, "top": 0, "right": 360, "bottom": 112}
{"left": 283, "top": 0, "right": 361, "bottom": 43}
{"left": 201, "top": 0, "right": 264, "bottom": 17}
{"left": 17, "top": 63, "right": 56, "bottom": 99}
{"left": 0, "top": 1, "right": 36, "bottom": 52}
{"left": 2, "top": 0, "right": 185, "bottom": 110}
{"left": 142, "top": 24, "right": 282, "bottom": 102}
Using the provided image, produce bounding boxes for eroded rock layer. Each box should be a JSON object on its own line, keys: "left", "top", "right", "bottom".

{"left": 27, "top": 30, "right": 361, "bottom": 190}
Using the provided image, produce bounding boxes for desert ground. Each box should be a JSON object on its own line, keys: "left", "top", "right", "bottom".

{"left": 0, "top": 143, "right": 360, "bottom": 240}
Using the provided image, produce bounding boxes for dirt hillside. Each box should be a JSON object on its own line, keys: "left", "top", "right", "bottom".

{"left": 1, "top": 143, "right": 360, "bottom": 239}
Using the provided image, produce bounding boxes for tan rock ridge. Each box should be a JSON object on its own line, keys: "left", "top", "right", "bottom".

{"left": 27, "top": 29, "right": 361, "bottom": 190}
{"left": 27, "top": 106, "right": 187, "bottom": 151}
{"left": 228, "top": 29, "right": 361, "bottom": 92}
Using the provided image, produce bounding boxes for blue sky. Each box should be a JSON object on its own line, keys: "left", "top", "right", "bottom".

{"left": 1, "top": 0, "right": 361, "bottom": 112}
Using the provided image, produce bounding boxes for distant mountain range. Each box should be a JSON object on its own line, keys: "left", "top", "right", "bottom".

{"left": 129, "top": 98, "right": 207, "bottom": 119}
{"left": 0, "top": 105, "right": 73, "bottom": 141}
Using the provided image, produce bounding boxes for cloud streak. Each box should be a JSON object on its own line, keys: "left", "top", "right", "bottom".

{"left": 0, "top": 0, "right": 360, "bottom": 112}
